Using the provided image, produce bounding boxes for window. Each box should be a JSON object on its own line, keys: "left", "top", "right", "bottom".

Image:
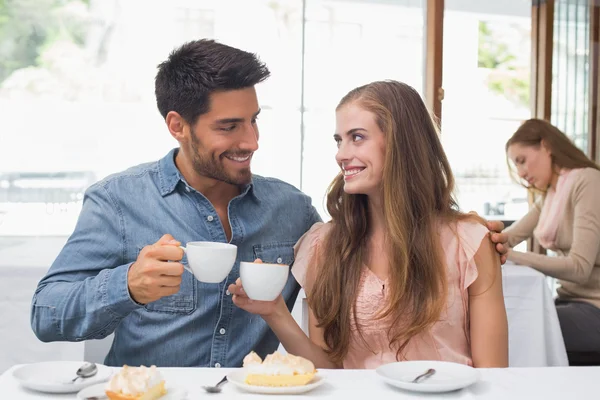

{"left": 0, "top": 0, "right": 426, "bottom": 235}
{"left": 442, "top": 0, "right": 531, "bottom": 221}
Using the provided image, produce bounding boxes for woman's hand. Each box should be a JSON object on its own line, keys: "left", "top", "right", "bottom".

{"left": 229, "top": 278, "right": 286, "bottom": 318}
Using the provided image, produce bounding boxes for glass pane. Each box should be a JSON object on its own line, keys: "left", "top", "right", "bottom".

{"left": 0, "top": 0, "right": 303, "bottom": 236}
{"left": 551, "top": 0, "right": 591, "bottom": 154}
{"left": 302, "top": 0, "right": 426, "bottom": 219}
{"left": 442, "top": 0, "right": 531, "bottom": 222}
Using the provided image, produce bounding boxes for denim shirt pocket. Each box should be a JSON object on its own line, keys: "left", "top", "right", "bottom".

{"left": 136, "top": 247, "right": 197, "bottom": 314}
{"left": 252, "top": 241, "right": 296, "bottom": 266}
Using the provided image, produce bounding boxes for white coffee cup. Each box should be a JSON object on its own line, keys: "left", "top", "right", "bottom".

{"left": 239, "top": 261, "right": 289, "bottom": 301}
{"left": 179, "top": 242, "right": 237, "bottom": 283}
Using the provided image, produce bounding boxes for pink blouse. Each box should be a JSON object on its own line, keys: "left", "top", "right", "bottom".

{"left": 292, "top": 220, "right": 489, "bottom": 369}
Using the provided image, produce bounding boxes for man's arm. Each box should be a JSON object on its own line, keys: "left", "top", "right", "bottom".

{"left": 31, "top": 183, "right": 142, "bottom": 342}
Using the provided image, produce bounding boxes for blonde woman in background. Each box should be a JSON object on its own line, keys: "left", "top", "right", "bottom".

{"left": 505, "top": 119, "right": 600, "bottom": 365}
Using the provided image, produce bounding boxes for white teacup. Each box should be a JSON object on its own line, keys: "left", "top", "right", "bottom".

{"left": 179, "top": 242, "right": 237, "bottom": 283}
{"left": 239, "top": 261, "right": 289, "bottom": 301}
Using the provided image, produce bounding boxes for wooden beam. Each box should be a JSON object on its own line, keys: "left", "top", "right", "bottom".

{"left": 531, "top": 0, "right": 554, "bottom": 120}
{"left": 589, "top": 1, "right": 600, "bottom": 162}
{"left": 425, "top": 0, "right": 444, "bottom": 125}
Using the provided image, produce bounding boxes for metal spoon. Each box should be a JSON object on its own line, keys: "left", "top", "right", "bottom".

{"left": 202, "top": 376, "right": 228, "bottom": 393}
{"left": 411, "top": 368, "right": 436, "bottom": 383}
{"left": 71, "top": 362, "right": 98, "bottom": 383}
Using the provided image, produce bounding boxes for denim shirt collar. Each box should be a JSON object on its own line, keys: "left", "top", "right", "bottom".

{"left": 157, "top": 148, "right": 258, "bottom": 201}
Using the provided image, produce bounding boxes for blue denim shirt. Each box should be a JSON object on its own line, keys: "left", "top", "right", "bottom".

{"left": 31, "top": 149, "right": 321, "bottom": 367}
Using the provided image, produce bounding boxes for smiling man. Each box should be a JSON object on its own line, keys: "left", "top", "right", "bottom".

{"left": 30, "top": 39, "right": 322, "bottom": 368}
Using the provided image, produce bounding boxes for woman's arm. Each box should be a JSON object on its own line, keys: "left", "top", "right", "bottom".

{"left": 469, "top": 235, "right": 509, "bottom": 368}
{"left": 503, "top": 204, "right": 540, "bottom": 248}
{"left": 264, "top": 298, "right": 341, "bottom": 369}
{"left": 508, "top": 171, "right": 600, "bottom": 284}
{"left": 229, "top": 280, "right": 340, "bottom": 369}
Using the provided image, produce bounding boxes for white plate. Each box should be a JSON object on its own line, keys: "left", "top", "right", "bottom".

{"left": 376, "top": 360, "right": 480, "bottom": 393}
{"left": 77, "top": 383, "right": 187, "bottom": 400}
{"left": 227, "top": 370, "right": 326, "bottom": 394}
{"left": 12, "top": 361, "right": 113, "bottom": 394}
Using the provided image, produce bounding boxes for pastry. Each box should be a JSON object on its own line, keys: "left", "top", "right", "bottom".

{"left": 243, "top": 351, "right": 316, "bottom": 387}
{"left": 105, "top": 365, "right": 167, "bottom": 400}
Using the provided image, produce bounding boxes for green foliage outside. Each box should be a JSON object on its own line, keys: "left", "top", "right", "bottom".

{"left": 0, "top": 0, "right": 89, "bottom": 84}
{"left": 478, "top": 20, "right": 530, "bottom": 108}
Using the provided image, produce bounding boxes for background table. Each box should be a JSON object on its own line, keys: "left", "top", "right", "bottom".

{"left": 501, "top": 263, "right": 568, "bottom": 367}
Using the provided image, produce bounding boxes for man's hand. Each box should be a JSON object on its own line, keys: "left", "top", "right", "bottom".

{"left": 486, "top": 220, "right": 509, "bottom": 265}
{"left": 128, "top": 234, "right": 185, "bottom": 304}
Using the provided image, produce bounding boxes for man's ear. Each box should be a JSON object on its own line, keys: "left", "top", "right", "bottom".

{"left": 166, "top": 111, "right": 189, "bottom": 142}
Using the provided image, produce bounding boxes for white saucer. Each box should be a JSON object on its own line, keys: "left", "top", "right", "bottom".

{"left": 77, "top": 383, "right": 187, "bottom": 400}
{"left": 226, "top": 370, "right": 326, "bottom": 394}
{"left": 12, "top": 361, "right": 113, "bottom": 393}
{"left": 376, "top": 360, "right": 480, "bottom": 393}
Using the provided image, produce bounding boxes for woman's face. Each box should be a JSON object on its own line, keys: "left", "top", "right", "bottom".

{"left": 334, "top": 102, "right": 386, "bottom": 197}
{"left": 507, "top": 141, "right": 554, "bottom": 189}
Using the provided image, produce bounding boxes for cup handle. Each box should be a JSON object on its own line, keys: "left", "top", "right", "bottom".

{"left": 178, "top": 246, "right": 192, "bottom": 273}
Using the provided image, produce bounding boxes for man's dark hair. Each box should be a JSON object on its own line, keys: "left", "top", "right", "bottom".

{"left": 155, "top": 39, "right": 270, "bottom": 125}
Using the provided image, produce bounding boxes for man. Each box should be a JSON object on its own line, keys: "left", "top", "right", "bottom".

{"left": 31, "top": 39, "right": 508, "bottom": 367}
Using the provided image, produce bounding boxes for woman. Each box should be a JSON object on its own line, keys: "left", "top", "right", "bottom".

{"left": 231, "top": 80, "right": 508, "bottom": 368}
{"left": 504, "top": 119, "right": 600, "bottom": 365}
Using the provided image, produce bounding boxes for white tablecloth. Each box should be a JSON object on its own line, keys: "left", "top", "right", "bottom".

{"left": 501, "top": 263, "right": 568, "bottom": 367}
{"left": 1, "top": 365, "right": 598, "bottom": 399}
{"left": 0, "top": 236, "right": 567, "bottom": 374}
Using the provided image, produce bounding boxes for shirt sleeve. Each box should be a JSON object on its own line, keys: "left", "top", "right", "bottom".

{"left": 31, "top": 182, "right": 142, "bottom": 342}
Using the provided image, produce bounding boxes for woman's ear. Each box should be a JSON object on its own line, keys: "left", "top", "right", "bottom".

{"left": 540, "top": 139, "right": 551, "bottom": 155}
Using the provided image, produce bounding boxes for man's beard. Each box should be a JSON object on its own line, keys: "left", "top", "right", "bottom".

{"left": 190, "top": 134, "right": 253, "bottom": 186}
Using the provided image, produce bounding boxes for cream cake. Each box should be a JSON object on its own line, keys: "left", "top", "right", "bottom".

{"left": 105, "top": 365, "right": 167, "bottom": 400}
{"left": 243, "top": 351, "right": 317, "bottom": 387}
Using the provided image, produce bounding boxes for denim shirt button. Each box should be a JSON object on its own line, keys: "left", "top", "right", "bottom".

{"left": 219, "top": 328, "right": 226, "bottom": 335}
{"left": 226, "top": 289, "right": 231, "bottom": 296}
{"left": 276, "top": 257, "right": 283, "bottom": 264}
{"left": 185, "top": 186, "right": 191, "bottom": 192}
{"left": 207, "top": 215, "right": 214, "bottom": 222}
{"left": 214, "top": 363, "right": 222, "bottom": 368}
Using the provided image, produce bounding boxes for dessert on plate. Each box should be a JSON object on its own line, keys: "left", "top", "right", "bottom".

{"left": 243, "top": 351, "right": 317, "bottom": 387}
{"left": 105, "top": 365, "right": 167, "bottom": 400}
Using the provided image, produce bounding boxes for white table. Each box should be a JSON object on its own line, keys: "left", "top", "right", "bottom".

{"left": 1, "top": 365, "right": 598, "bottom": 399}
{"left": 501, "top": 263, "right": 568, "bottom": 367}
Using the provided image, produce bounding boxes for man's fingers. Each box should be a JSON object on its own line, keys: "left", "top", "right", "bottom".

{"left": 159, "top": 275, "right": 182, "bottom": 287}
{"left": 156, "top": 234, "right": 180, "bottom": 246}
{"left": 486, "top": 220, "right": 505, "bottom": 233}
{"left": 146, "top": 245, "right": 184, "bottom": 262}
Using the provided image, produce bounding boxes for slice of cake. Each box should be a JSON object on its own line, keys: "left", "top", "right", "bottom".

{"left": 243, "top": 351, "right": 317, "bottom": 387}
{"left": 105, "top": 365, "right": 167, "bottom": 400}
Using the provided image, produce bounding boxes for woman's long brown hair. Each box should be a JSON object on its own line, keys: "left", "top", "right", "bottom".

{"left": 505, "top": 119, "right": 599, "bottom": 196}
{"left": 309, "top": 81, "right": 476, "bottom": 363}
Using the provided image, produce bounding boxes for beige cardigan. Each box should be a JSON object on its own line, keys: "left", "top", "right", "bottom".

{"left": 505, "top": 167, "right": 600, "bottom": 309}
